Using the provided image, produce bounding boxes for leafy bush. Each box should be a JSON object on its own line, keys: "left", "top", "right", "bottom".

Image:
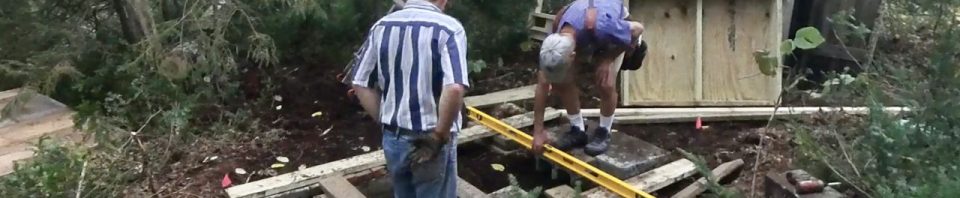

{"left": 788, "top": 1, "right": 960, "bottom": 197}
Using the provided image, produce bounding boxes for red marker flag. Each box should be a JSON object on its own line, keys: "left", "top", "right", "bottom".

{"left": 695, "top": 116, "right": 703, "bottom": 130}
{"left": 222, "top": 174, "right": 233, "bottom": 188}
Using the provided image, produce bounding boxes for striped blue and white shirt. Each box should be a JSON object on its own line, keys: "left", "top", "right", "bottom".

{"left": 350, "top": 0, "right": 469, "bottom": 132}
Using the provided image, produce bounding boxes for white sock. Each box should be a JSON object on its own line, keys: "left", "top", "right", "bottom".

{"left": 568, "top": 113, "right": 586, "bottom": 131}
{"left": 600, "top": 115, "right": 614, "bottom": 130}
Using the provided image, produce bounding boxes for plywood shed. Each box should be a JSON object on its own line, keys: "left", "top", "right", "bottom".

{"left": 530, "top": 0, "right": 785, "bottom": 107}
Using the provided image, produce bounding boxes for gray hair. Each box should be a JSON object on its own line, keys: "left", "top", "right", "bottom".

{"left": 539, "top": 33, "right": 575, "bottom": 82}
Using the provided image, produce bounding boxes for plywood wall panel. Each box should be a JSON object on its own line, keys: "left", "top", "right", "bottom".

{"left": 622, "top": 0, "right": 698, "bottom": 106}
{"left": 701, "top": 0, "right": 778, "bottom": 103}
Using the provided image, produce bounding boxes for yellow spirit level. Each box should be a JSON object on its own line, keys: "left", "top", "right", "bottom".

{"left": 465, "top": 106, "right": 655, "bottom": 198}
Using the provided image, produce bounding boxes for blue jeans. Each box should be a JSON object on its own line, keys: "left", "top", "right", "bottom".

{"left": 382, "top": 128, "right": 458, "bottom": 198}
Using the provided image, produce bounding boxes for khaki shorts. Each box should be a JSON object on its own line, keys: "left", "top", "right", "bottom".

{"left": 569, "top": 46, "right": 623, "bottom": 87}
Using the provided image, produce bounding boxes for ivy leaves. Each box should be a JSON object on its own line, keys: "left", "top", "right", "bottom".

{"left": 756, "top": 26, "right": 825, "bottom": 76}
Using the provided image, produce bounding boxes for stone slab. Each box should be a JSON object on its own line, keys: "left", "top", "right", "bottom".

{"left": 542, "top": 120, "right": 669, "bottom": 179}
{"left": 545, "top": 185, "right": 577, "bottom": 198}
{"left": 592, "top": 132, "right": 671, "bottom": 179}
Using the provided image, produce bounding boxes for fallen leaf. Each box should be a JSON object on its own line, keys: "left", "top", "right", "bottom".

{"left": 235, "top": 168, "right": 247, "bottom": 175}
{"left": 311, "top": 111, "right": 324, "bottom": 118}
{"left": 491, "top": 164, "right": 505, "bottom": 172}
{"left": 271, "top": 163, "right": 285, "bottom": 169}
{"left": 276, "top": 156, "right": 290, "bottom": 163}
{"left": 221, "top": 174, "right": 233, "bottom": 188}
{"left": 320, "top": 126, "right": 334, "bottom": 136}
{"left": 202, "top": 156, "right": 219, "bottom": 163}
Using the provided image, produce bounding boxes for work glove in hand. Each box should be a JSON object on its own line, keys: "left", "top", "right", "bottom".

{"left": 407, "top": 133, "right": 448, "bottom": 168}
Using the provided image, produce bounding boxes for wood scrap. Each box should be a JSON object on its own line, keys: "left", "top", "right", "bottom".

{"left": 671, "top": 159, "right": 745, "bottom": 198}
{"left": 582, "top": 159, "right": 697, "bottom": 198}
{"left": 226, "top": 108, "right": 561, "bottom": 198}
{"left": 464, "top": 85, "right": 536, "bottom": 108}
{"left": 0, "top": 88, "right": 19, "bottom": 107}
{"left": 317, "top": 175, "right": 365, "bottom": 198}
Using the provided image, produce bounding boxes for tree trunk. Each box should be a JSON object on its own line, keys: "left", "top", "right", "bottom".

{"left": 112, "top": 0, "right": 155, "bottom": 44}
{"left": 161, "top": 0, "right": 183, "bottom": 21}
{"left": 112, "top": 0, "right": 141, "bottom": 43}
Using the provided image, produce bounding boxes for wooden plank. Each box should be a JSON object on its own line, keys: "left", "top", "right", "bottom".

{"left": 615, "top": 113, "right": 774, "bottom": 124}
{"left": 464, "top": 85, "right": 536, "bottom": 108}
{"left": 671, "top": 159, "right": 745, "bottom": 198}
{"left": 773, "top": 0, "right": 784, "bottom": 101}
{"left": 0, "top": 88, "right": 19, "bottom": 108}
{"left": 457, "top": 107, "right": 560, "bottom": 144}
{"left": 0, "top": 112, "right": 75, "bottom": 144}
{"left": 583, "top": 159, "right": 698, "bottom": 197}
{"left": 621, "top": 0, "right": 698, "bottom": 106}
{"left": 545, "top": 185, "right": 577, "bottom": 198}
{"left": 227, "top": 108, "right": 561, "bottom": 198}
{"left": 621, "top": 100, "right": 776, "bottom": 107}
{"left": 457, "top": 177, "right": 489, "bottom": 198}
{"left": 226, "top": 150, "right": 385, "bottom": 198}
{"left": 0, "top": 150, "right": 34, "bottom": 176}
{"left": 694, "top": 0, "right": 704, "bottom": 101}
{"left": 569, "top": 106, "right": 911, "bottom": 117}
{"left": 702, "top": 0, "right": 780, "bottom": 103}
{"left": 317, "top": 175, "right": 365, "bottom": 198}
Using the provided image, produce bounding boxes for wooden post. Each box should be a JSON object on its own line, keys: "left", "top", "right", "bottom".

{"left": 695, "top": 0, "right": 704, "bottom": 101}
{"left": 772, "top": 0, "right": 784, "bottom": 101}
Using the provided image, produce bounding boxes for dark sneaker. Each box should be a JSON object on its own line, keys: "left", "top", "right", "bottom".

{"left": 553, "top": 126, "right": 588, "bottom": 151}
{"left": 584, "top": 127, "right": 611, "bottom": 156}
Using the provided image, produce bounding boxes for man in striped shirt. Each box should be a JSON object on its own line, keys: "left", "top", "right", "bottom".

{"left": 350, "top": 0, "right": 468, "bottom": 197}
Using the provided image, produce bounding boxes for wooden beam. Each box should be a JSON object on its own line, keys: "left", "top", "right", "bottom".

{"left": 457, "top": 177, "right": 489, "bottom": 198}
{"left": 0, "top": 150, "right": 34, "bottom": 176}
{"left": 614, "top": 113, "right": 774, "bottom": 124}
{"left": 695, "top": 0, "right": 703, "bottom": 101}
{"left": 317, "top": 175, "right": 366, "bottom": 198}
{"left": 582, "top": 159, "right": 698, "bottom": 197}
{"left": 457, "top": 107, "right": 560, "bottom": 144}
{"left": 569, "top": 106, "right": 911, "bottom": 117}
{"left": 670, "top": 159, "right": 745, "bottom": 198}
{"left": 0, "top": 89, "right": 19, "bottom": 108}
{"left": 226, "top": 108, "right": 561, "bottom": 198}
{"left": 464, "top": 85, "right": 537, "bottom": 108}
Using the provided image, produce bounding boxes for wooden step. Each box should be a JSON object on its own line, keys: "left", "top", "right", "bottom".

{"left": 0, "top": 150, "right": 35, "bottom": 176}
{"left": 318, "top": 175, "right": 366, "bottom": 198}
{"left": 0, "top": 111, "right": 76, "bottom": 145}
{"left": 0, "top": 88, "right": 20, "bottom": 108}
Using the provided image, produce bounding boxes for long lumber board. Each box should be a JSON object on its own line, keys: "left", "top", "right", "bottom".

{"left": 317, "top": 175, "right": 366, "bottom": 198}
{"left": 570, "top": 106, "right": 911, "bottom": 117}
{"left": 0, "top": 88, "right": 19, "bottom": 108}
{"left": 583, "top": 159, "right": 698, "bottom": 198}
{"left": 671, "top": 159, "right": 744, "bottom": 198}
{"left": 464, "top": 85, "right": 536, "bottom": 108}
{"left": 226, "top": 108, "right": 561, "bottom": 198}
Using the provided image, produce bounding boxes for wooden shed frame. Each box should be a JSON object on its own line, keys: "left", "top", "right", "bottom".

{"left": 530, "top": 0, "right": 785, "bottom": 107}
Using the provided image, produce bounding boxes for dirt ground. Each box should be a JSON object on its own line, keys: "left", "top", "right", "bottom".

{"left": 168, "top": 49, "right": 801, "bottom": 197}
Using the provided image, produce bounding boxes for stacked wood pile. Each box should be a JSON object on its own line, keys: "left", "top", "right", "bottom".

{"left": 0, "top": 88, "right": 87, "bottom": 176}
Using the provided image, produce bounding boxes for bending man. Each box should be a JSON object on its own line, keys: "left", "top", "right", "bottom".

{"left": 532, "top": 0, "right": 644, "bottom": 156}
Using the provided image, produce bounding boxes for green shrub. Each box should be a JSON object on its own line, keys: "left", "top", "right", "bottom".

{"left": 788, "top": 1, "right": 960, "bottom": 197}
